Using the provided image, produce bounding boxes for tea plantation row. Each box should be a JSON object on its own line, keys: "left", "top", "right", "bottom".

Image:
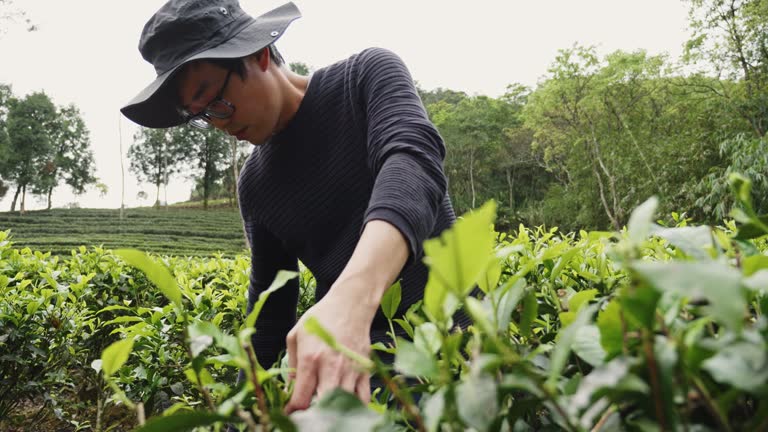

{"left": 0, "top": 207, "right": 247, "bottom": 257}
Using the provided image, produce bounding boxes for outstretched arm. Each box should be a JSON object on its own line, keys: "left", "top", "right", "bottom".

{"left": 285, "top": 219, "right": 408, "bottom": 412}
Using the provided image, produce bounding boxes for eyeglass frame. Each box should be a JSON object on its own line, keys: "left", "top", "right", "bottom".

{"left": 178, "top": 68, "right": 236, "bottom": 129}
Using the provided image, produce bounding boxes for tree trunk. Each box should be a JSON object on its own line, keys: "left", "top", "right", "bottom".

{"left": 469, "top": 149, "right": 476, "bottom": 209}
{"left": 589, "top": 123, "right": 622, "bottom": 229}
{"left": 155, "top": 182, "right": 160, "bottom": 208}
{"left": 119, "top": 113, "right": 125, "bottom": 220}
{"left": 506, "top": 166, "right": 515, "bottom": 213}
{"left": 203, "top": 163, "right": 210, "bottom": 210}
{"left": 47, "top": 186, "right": 53, "bottom": 210}
{"left": 20, "top": 185, "right": 26, "bottom": 215}
{"left": 10, "top": 184, "right": 21, "bottom": 212}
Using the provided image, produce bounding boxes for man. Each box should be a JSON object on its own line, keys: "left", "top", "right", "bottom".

{"left": 121, "top": 0, "right": 463, "bottom": 413}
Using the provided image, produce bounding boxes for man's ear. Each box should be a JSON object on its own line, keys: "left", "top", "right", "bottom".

{"left": 255, "top": 46, "right": 271, "bottom": 72}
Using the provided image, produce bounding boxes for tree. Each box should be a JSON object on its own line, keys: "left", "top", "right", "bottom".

{"left": 432, "top": 95, "right": 521, "bottom": 213}
{"left": 0, "top": 83, "right": 13, "bottom": 199}
{"left": 684, "top": 0, "right": 768, "bottom": 137}
{"left": 681, "top": 0, "right": 768, "bottom": 220}
{"left": 5, "top": 92, "right": 57, "bottom": 213}
{"left": 128, "top": 128, "right": 185, "bottom": 206}
{"left": 523, "top": 46, "right": 728, "bottom": 230}
{"left": 172, "top": 126, "right": 232, "bottom": 209}
{"left": 289, "top": 61, "right": 311, "bottom": 76}
{"left": 31, "top": 104, "right": 97, "bottom": 209}
{"left": 0, "top": 0, "right": 37, "bottom": 37}
{"left": 417, "top": 85, "right": 468, "bottom": 107}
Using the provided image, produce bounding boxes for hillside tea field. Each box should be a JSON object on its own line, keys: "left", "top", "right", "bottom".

{"left": 1, "top": 176, "right": 767, "bottom": 432}
{"left": 0, "top": 207, "right": 247, "bottom": 257}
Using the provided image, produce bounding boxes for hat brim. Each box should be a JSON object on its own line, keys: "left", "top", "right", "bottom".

{"left": 120, "top": 2, "right": 301, "bottom": 129}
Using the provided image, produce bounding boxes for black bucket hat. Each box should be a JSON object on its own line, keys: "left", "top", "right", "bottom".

{"left": 121, "top": 0, "right": 301, "bottom": 128}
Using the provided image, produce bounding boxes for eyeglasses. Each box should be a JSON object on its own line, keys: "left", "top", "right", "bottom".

{"left": 179, "top": 69, "right": 236, "bottom": 129}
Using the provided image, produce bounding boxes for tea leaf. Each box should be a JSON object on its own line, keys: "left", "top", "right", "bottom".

{"left": 627, "top": 197, "right": 659, "bottom": 245}
{"left": 651, "top": 225, "right": 713, "bottom": 260}
{"left": 394, "top": 338, "right": 438, "bottom": 379}
{"left": 478, "top": 256, "right": 502, "bottom": 294}
{"left": 245, "top": 270, "right": 299, "bottom": 329}
{"left": 101, "top": 337, "right": 134, "bottom": 377}
{"left": 290, "top": 389, "right": 386, "bottom": 431}
{"left": 702, "top": 341, "right": 768, "bottom": 393}
{"left": 573, "top": 325, "right": 606, "bottom": 367}
{"left": 380, "top": 280, "right": 401, "bottom": 320}
{"left": 115, "top": 249, "right": 182, "bottom": 308}
{"left": 633, "top": 261, "right": 745, "bottom": 332}
{"left": 414, "top": 322, "right": 442, "bottom": 355}
{"left": 457, "top": 373, "right": 498, "bottom": 431}
{"left": 549, "top": 305, "right": 596, "bottom": 387}
{"left": 569, "top": 358, "right": 631, "bottom": 415}
{"left": 422, "top": 388, "right": 446, "bottom": 432}
{"left": 569, "top": 289, "right": 598, "bottom": 312}
{"left": 423, "top": 201, "right": 497, "bottom": 321}
{"left": 188, "top": 320, "right": 222, "bottom": 358}
{"left": 136, "top": 411, "right": 239, "bottom": 432}
{"left": 597, "top": 300, "right": 624, "bottom": 357}
{"left": 304, "top": 316, "right": 338, "bottom": 349}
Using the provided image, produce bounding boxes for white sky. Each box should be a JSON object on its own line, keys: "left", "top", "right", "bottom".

{"left": 0, "top": 0, "right": 691, "bottom": 210}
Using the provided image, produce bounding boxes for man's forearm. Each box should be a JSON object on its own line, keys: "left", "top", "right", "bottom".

{"left": 327, "top": 219, "right": 409, "bottom": 321}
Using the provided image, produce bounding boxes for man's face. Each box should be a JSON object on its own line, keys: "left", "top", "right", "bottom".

{"left": 175, "top": 56, "right": 281, "bottom": 145}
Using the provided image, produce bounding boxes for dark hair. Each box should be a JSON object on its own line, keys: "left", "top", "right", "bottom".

{"left": 206, "top": 44, "right": 284, "bottom": 79}
{"left": 171, "top": 45, "right": 284, "bottom": 107}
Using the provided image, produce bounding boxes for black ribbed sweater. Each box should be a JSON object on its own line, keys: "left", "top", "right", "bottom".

{"left": 237, "top": 47, "right": 457, "bottom": 367}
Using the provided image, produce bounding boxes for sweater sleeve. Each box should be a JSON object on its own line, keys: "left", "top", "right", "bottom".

{"left": 358, "top": 48, "right": 448, "bottom": 262}
{"left": 243, "top": 220, "right": 299, "bottom": 368}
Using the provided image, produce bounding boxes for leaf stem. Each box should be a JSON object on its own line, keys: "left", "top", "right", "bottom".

{"left": 237, "top": 408, "right": 259, "bottom": 432}
{"left": 388, "top": 318, "right": 398, "bottom": 349}
{"left": 183, "top": 327, "right": 216, "bottom": 411}
{"left": 377, "top": 369, "right": 426, "bottom": 432}
{"left": 642, "top": 332, "right": 668, "bottom": 431}
{"left": 535, "top": 380, "right": 579, "bottom": 432}
{"left": 136, "top": 402, "right": 146, "bottom": 426}
{"left": 690, "top": 375, "right": 733, "bottom": 432}
{"left": 591, "top": 404, "right": 617, "bottom": 432}
{"left": 245, "top": 344, "right": 270, "bottom": 429}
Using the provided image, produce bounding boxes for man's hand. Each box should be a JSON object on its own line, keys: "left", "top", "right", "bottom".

{"left": 284, "top": 285, "right": 373, "bottom": 413}
{"left": 283, "top": 220, "right": 410, "bottom": 413}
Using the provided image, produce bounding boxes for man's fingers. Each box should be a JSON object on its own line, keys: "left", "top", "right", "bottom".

{"left": 340, "top": 371, "right": 357, "bottom": 394}
{"left": 286, "top": 330, "right": 297, "bottom": 381}
{"left": 285, "top": 354, "right": 318, "bottom": 414}
{"left": 356, "top": 374, "right": 371, "bottom": 404}
{"left": 316, "top": 357, "right": 343, "bottom": 397}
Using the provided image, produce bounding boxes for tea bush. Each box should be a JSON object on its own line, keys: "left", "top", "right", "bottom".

{"left": 2, "top": 174, "right": 767, "bottom": 431}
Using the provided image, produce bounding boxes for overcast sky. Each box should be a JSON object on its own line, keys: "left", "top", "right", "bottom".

{"left": 0, "top": 0, "right": 691, "bottom": 211}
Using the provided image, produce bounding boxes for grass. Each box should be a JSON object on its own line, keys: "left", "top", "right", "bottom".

{"left": 0, "top": 206, "right": 248, "bottom": 257}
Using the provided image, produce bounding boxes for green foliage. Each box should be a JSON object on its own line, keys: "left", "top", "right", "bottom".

{"left": 0, "top": 87, "right": 97, "bottom": 211}
{"left": 4, "top": 91, "right": 57, "bottom": 211}
{"left": 0, "top": 235, "right": 317, "bottom": 429}
{"left": 114, "top": 249, "right": 183, "bottom": 308}
{"left": 100, "top": 338, "right": 135, "bottom": 377}
{"left": 29, "top": 103, "right": 97, "bottom": 209}
{"left": 684, "top": 0, "right": 768, "bottom": 136}
{"left": 289, "top": 62, "right": 311, "bottom": 76}
{"left": 129, "top": 128, "right": 187, "bottom": 206}
{"left": 4, "top": 181, "right": 768, "bottom": 430}
{"left": 171, "top": 126, "right": 234, "bottom": 209}
{"left": 694, "top": 134, "right": 768, "bottom": 220}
